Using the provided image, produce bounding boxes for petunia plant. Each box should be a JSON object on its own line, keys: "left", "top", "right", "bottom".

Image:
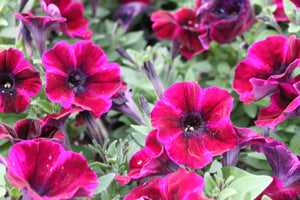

{"left": 1, "top": 0, "right": 300, "bottom": 199}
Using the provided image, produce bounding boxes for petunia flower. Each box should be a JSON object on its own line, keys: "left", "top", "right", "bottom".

{"left": 124, "top": 167, "right": 213, "bottom": 200}
{"left": 111, "top": 81, "right": 144, "bottom": 125}
{"left": 233, "top": 35, "right": 300, "bottom": 104}
{"left": 115, "top": 130, "right": 179, "bottom": 186}
{"left": 196, "top": 0, "right": 257, "bottom": 45}
{"left": 255, "top": 76, "right": 300, "bottom": 128}
{"left": 151, "top": 81, "right": 239, "bottom": 169}
{"left": 151, "top": 8, "right": 209, "bottom": 60}
{"left": 252, "top": 140, "right": 300, "bottom": 199}
{"left": 0, "top": 48, "right": 42, "bottom": 113}
{"left": 222, "top": 126, "right": 273, "bottom": 166}
{"left": 0, "top": 118, "right": 64, "bottom": 144}
{"left": 40, "top": 0, "right": 92, "bottom": 40}
{"left": 14, "top": 11, "right": 66, "bottom": 57}
{"left": 0, "top": 139, "right": 98, "bottom": 200}
{"left": 273, "top": 0, "right": 300, "bottom": 22}
{"left": 114, "top": 2, "right": 154, "bottom": 31}
{"left": 42, "top": 40, "right": 121, "bottom": 117}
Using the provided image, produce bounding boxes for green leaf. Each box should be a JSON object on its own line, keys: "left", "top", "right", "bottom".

{"left": 219, "top": 188, "right": 237, "bottom": 200}
{"left": 93, "top": 173, "right": 115, "bottom": 195}
{"left": 184, "top": 67, "right": 196, "bottom": 82}
{"left": 30, "top": 99, "right": 53, "bottom": 114}
{"left": 243, "top": 103, "right": 257, "bottom": 118}
{"left": 130, "top": 125, "right": 152, "bottom": 136}
{"left": 0, "top": 18, "right": 8, "bottom": 26}
{"left": 131, "top": 132, "right": 146, "bottom": 147}
{"left": 0, "top": 164, "right": 6, "bottom": 198}
{"left": 222, "top": 166, "right": 252, "bottom": 180}
{"left": 204, "top": 172, "right": 217, "bottom": 196}
{"left": 262, "top": 195, "right": 272, "bottom": 200}
{"left": 227, "top": 175, "right": 272, "bottom": 200}
{"left": 89, "top": 162, "right": 113, "bottom": 170}
{"left": 283, "top": 0, "right": 297, "bottom": 21}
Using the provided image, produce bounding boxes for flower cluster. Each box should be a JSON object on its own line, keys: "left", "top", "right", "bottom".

{"left": 151, "top": 0, "right": 256, "bottom": 59}
{"left": 233, "top": 35, "right": 300, "bottom": 129}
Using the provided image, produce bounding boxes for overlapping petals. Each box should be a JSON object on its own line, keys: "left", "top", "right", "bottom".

{"left": 124, "top": 168, "right": 212, "bottom": 200}
{"left": 151, "top": 81, "right": 238, "bottom": 168}
{"left": 151, "top": 9, "right": 208, "bottom": 60}
{"left": 0, "top": 118, "right": 64, "bottom": 144}
{"left": 0, "top": 48, "right": 42, "bottom": 113}
{"left": 233, "top": 35, "right": 300, "bottom": 104}
{"left": 253, "top": 141, "right": 300, "bottom": 199}
{"left": 40, "top": 0, "right": 92, "bottom": 39}
{"left": 196, "top": 0, "right": 257, "bottom": 45}
{"left": 42, "top": 41, "right": 121, "bottom": 117}
{"left": 115, "top": 130, "right": 179, "bottom": 186}
{"left": 3, "top": 139, "right": 98, "bottom": 199}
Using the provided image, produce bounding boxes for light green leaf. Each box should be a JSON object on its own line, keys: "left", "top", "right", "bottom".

{"left": 219, "top": 188, "right": 237, "bottom": 200}
{"left": 30, "top": 99, "right": 53, "bottom": 114}
{"left": 93, "top": 173, "right": 115, "bottom": 195}
{"left": 0, "top": 164, "right": 6, "bottom": 198}
{"left": 243, "top": 103, "right": 257, "bottom": 118}
{"left": 283, "top": 0, "right": 297, "bottom": 21}
{"left": 204, "top": 172, "right": 217, "bottom": 195}
{"left": 184, "top": 67, "right": 196, "bottom": 82}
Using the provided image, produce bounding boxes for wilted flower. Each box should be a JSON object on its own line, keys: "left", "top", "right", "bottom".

{"left": 42, "top": 40, "right": 121, "bottom": 117}
{"left": 124, "top": 168, "right": 212, "bottom": 200}
{"left": 233, "top": 35, "right": 300, "bottom": 104}
{"left": 0, "top": 48, "right": 42, "bottom": 113}
{"left": 0, "top": 139, "right": 98, "bottom": 199}
{"left": 151, "top": 8, "right": 209, "bottom": 59}
{"left": 14, "top": 11, "right": 65, "bottom": 57}
{"left": 40, "top": 0, "right": 92, "bottom": 39}
{"left": 115, "top": 130, "right": 179, "bottom": 186}
{"left": 253, "top": 140, "right": 300, "bottom": 199}
{"left": 196, "top": 0, "right": 257, "bottom": 45}
{"left": 151, "top": 81, "right": 238, "bottom": 169}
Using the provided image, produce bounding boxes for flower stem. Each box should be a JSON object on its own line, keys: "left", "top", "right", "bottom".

{"left": 80, "top": 111, "right": 103, "bottom": 146}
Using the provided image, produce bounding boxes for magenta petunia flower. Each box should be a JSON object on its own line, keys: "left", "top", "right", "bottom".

{"left": 0, "top": 118, "right": 64, "bottom": 144}
{"left": 1, "top": 139, "right": 98, "bottom": 199}
{"left": 14, "top": 11, "right": 65, "bottom": 57}
{"left": 151, "top": 81, "right": 238, "bottom": 169}
{"left": 42, "top": 40, "right": 121, "bottom": 117}
{"left": 40, "top": 0, "right": 92, "bottom": 40}
{"left": 196, "top": 0, "right": 257, "bottom": 45}
{"left": 124, "top": 168, "right": 212, "bottom": 200}
{"left": 115, "top": 130, "right": 179, "bottom": 186}
{"left": 151, "top": 9, "right": 209, "bottom": 60}
{"left": 273, "top": 0, "right": 300, "bottom": 22}
{"left": 0, "top": 48, "right": 42, "bottom": 113}
{"left": 252, "top": 141, "right": 300, "bottom": 199}
{"left": 255, "top": 77, "right": 300, "bottom": 128}
{"left": 233, "top": 35, "right": 300, "bottom": 104}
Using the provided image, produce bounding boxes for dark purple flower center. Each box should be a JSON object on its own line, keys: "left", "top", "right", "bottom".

{"left": 0, "top": 73, "right": 15, "bottom": 93}
{"left": 67, "top": 69, "right": 87, "bottom": 94}
{"left": 214, "top": 0, "right": 242, "bottom": 19}
{"left": 182, "top": 113, "right": 205, "bottom": 136}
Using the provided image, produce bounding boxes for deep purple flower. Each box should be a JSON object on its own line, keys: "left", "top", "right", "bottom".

{"left": 42, "top": 40, "right": 121, "bottom": 117}
{"left": 196, "top": 0, "right": 257, "bottom": 45}
{"left": 151, "top": 9, "right": 209, "bottom": 60}
{"left": 124, "top": 168, "right": 212, "bottom": 200}
{"left": 151, "top": 81, "right": 238, "bottom": 169}
{"left": 223, "top": 126, "right": 273, "bottom": 166}
{"left": 114, "top": 2, "right": 153, "bottom": 31}
{"left": 14, "top": 11, "right": 65, "bottom": 57}
{"left": 0, "top": 118, "right": 64, "bottom": 144}
{"left": 40, "top": 0, "right": 92, "bottom": 39}
{"left": 0, "top": 139, "right": 98, "bottom": 199}
{"left": 115, "top": 130, "right": 179, "bottom": 186}
{"left": 252, "top": 140, "right": 300, "bottom": 199}
{"left": 233, "top": 35, "right": 300, "bottom": 104}
{"left": 0, "top": 48, "right": 42, "bottom": 113}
